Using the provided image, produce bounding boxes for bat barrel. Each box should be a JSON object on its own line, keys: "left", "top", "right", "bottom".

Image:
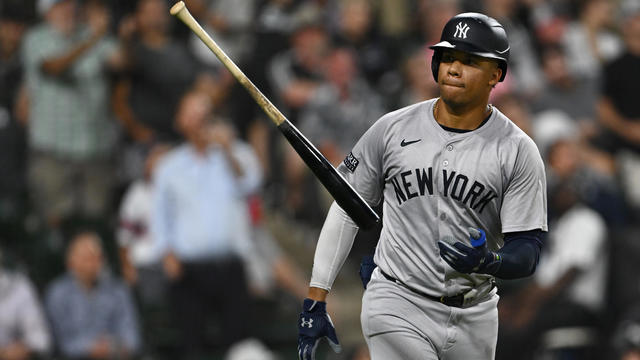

{"left": 279, "top": 121, "right": 380, "bottom": 229}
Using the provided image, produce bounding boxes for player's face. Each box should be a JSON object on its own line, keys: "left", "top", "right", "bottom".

{"left": 437, "top": 49, "right": 502, "bottom": 107}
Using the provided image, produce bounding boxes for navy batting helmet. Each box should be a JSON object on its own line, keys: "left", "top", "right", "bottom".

{"left": 429, "top": 13, "right": 510, "bottom": 82}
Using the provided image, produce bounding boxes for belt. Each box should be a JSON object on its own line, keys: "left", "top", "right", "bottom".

{"left": 380, "top": 270, "right": 466, "bottom": 308}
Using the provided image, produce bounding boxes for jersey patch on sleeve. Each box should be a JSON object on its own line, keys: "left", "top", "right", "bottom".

{"left": 343, "top": 152, "right": 360, "bottom": 173}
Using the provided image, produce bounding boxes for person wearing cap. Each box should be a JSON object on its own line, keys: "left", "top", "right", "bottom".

{"left": 295, "top": 12, "right": 547, "bottom": 360}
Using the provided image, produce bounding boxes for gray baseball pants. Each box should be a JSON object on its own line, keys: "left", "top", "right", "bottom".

{"left": 361, "top": 268, "right": 499, "bottom": 360}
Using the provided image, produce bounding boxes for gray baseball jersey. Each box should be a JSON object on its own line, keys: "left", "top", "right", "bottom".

{"left": 338, "top": 98, "right": 547, "bottom": 297}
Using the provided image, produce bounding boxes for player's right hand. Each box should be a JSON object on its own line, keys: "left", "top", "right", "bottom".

{"left": 297, "top": 298, "right": 341, "bottom": 360}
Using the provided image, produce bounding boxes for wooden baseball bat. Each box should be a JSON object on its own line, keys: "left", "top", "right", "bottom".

{"left": 170, "top": 1, "right": 380, "bottom": 229}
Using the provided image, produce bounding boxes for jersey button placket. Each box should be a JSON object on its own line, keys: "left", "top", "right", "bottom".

{"left": 443, "top": 144, "right": 453, "bottom": 167}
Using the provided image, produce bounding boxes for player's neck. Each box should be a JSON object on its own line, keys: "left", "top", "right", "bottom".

{"left": 434, "top": 98, "right": 492, "bottom": 131}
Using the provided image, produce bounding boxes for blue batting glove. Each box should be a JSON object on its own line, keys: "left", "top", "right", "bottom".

{"left": 298, "top": 298, "right": 341, "bottom": 360}
{"left": 438, "top": 228, "right": 501, "bottom": 274}
{"left": 359, "top": 255, "right": 376, "bottom": 289}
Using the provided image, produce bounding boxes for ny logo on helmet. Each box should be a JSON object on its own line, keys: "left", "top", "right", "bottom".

{"left": 454, "top": 22, "right": 470, "bottom": 39}
{"left": 300, "top": 317, "right": 314, "bottom": 328}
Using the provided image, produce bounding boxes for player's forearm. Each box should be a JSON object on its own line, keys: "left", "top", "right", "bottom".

{"left": 492, "top": 231, "right": 543, "bottom": 279}
{"left": 308, "top": 202, "right": 359, "bottom": 293}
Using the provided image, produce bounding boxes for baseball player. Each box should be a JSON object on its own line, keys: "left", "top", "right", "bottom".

{"left": 297, "top": 13, "right": 548, "bottom": 360}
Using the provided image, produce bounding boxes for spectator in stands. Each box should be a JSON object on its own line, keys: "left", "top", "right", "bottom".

{"left": 532, "top": 44, "right": 599, "bottom": 131}
{"left": 113, "top": 0, "right": 199, "bottom": 143}
{"left": 117, "top": 142, "right": 171, "bottom": 358}
{"left": 0, "top": 249, "right": 51, "bottom": 360}
{"left": 331, "top": 0, "right": 393, "bottom": 90}
{"left": 118, "top": 143, "right": 171, "bottom": 301}
{"left": 0, "top": 1, "right": 29, "bottom": 225}
{"left": 22, "top": 0, "right": 125, "bottom": 230}
{"left": 596, "top": 0, "right": 640, "bottom": 150}
{"left": 592, "top": 1, "right": 640, "bottom": 211}
{"left": 563, "top": 0, "right": 623, "bottom": 81}
{"left": 252, "top": 0, "right": 329, "bottom": 80}
{"left": 152, "top": 91, "right": 261, "bottom": 358}
{"left": 252, "top": 0, "right": 327, "bottom": 92}
{"left": 45, "top": 231, "right": 140, "bottom": 359}
{"left": 267, "top": 21, "right": 329, "bottom": 124}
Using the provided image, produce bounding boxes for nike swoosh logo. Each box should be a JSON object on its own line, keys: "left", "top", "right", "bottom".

{"left": 401, "top": 139, "right": 421, "bottom": 147}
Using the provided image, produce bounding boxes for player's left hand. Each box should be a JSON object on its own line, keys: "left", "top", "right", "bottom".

{"left": 438, "top": 228, "right": 501, "bottom": 274}
{"left": 298, "top": 298, "right": 341, "bottom": 360}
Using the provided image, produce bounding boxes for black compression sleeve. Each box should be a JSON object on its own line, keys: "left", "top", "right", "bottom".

{"left": 493, "top": 229, "right": 544, "bottom": 279}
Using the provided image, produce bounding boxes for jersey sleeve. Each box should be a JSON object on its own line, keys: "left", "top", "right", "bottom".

{"left": 335, "top": 116, "right": 387, "bottom": 207}
{"left": 500, "top": 137, "right": 548, "bottom": 233}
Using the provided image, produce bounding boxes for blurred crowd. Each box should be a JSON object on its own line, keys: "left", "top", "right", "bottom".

{"left": 1, "top": 0, "right": 640, "bottom": 359}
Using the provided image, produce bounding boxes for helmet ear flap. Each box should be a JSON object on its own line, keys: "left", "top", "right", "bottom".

{"left": 431, "top": 50, "right": 441, "bottom": 83}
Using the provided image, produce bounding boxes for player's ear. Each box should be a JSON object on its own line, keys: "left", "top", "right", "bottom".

{"left": 488, "top": 65, "right": 501, "bottom": 88}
